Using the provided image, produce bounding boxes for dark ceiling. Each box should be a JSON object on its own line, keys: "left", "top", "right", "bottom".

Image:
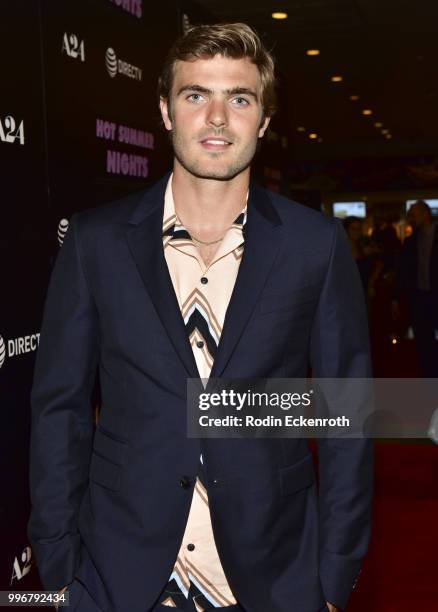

{"left": 192, "top": 0, "right": 438, "bottom": 159}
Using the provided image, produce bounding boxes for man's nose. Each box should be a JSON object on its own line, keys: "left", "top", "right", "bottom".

{"left": 206, "top": 99, "right": 228, "bottom": 128}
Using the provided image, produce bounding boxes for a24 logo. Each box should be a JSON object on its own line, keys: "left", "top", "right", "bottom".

{"left": 62, "top": 33, "right": 85, "bottom": 62}
{"left": 10, "top": 546, "right": 33, "bottom": 585}
{"left": 0, "top": 116, "right": 24, "bottom": 146}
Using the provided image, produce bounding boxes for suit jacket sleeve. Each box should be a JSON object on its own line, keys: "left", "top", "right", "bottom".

{"left": 27, "top": 212, "right": 99, "bottom": 591}
{"left": 309, "top": 220, "right": 374, "bottom": 610}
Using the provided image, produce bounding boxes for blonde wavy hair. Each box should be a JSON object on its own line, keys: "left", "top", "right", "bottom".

{"left": 158, "top": 22, "right": 277, "bottom": 118}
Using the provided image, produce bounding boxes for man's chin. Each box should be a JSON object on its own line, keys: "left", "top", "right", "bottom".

{"left": 189, "top": 170, "right": 241, "bottom": 181}
{"left": 176, "top": 159, "right": 251, "bottom": 182}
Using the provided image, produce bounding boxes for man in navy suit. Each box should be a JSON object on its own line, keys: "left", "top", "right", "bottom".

{"left": 27, "top": 23, "right": 373, "bottom": 612}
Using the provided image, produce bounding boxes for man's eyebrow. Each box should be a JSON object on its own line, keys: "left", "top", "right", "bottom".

{"left": 176, "top": 84, "right": 212, "bottom": 96}
{"left": 176, "top": 84, "right": 258, "bottom": 100}
{"left": 225, "top": 87, "right": 258, "bottom": 100}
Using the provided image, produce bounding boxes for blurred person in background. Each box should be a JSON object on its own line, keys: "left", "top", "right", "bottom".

{"left": 343, "top": 216, "right": 383, "bottom": 302}
{"left": 392, "top": 201, "right": 438, "bottom": 377}
{"left": 371, "top": 214, "right": 401, "bottom": 277}
{"left": 367, "top": 214, "right": 403, "bottom": 375}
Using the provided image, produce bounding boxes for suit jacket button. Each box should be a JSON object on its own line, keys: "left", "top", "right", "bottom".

{"left": 180, "top": 475, "right": 192, "bottom": 489}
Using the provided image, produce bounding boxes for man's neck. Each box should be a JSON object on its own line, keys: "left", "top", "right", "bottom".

{"left": 171, "top": 162, "right": 249, "bottom": 239}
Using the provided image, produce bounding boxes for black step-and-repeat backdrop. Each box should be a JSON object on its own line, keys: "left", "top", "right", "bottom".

{"left": 0, "top": 0, "right": 183, "bottom": 590}
{"left": 0, "top": 0, "right": 290, "bottom": 590}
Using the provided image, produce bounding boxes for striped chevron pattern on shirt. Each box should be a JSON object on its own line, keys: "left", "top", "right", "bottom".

{"left": 158, "top": 175, "right": 247, "bottom": 610}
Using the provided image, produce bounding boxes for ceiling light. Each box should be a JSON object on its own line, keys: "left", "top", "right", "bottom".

{"left": 296, "top": 126, "right": 306, "bottom": 132}
{"left": 306, "top": 49, "right": 320, "bottom": 56}
{"left": 374, "top": 122, "right": 383, "bottom": 128}
{"left": 349, "top": 95, "right": 360, "bottom": 101}
{"left": 272, "top": 12, "right": 288, "bottom": 20}
{"left": 385, "top": 134, "right": 392, "bottom": 139}
{"left": 309, "top": 133, "right": 318, "bottom": 140}
{"left": 331, "top": 75, "right": 343, "bottom": 82}
{"left": 362, "top": 109, "right": 373, "bottom": 116}
{"left": 381, "top": 128, "right": 389, "bottom": 134}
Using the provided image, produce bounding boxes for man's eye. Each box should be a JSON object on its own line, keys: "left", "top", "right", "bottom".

{"left": 232, "top": 97, "right": 249, "bottom": 106}
{"left": 188, "top": 93, "right": 204, "bottom": 102}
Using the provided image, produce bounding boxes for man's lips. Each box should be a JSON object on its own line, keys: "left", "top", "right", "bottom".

{"left": 200, "top": 138, "right": 233, "bottom": 150}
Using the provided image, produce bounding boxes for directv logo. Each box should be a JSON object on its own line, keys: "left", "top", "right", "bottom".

{"left": 105, "top": 47, "right": 142, "bottom": 81}
{"left": 58, "top": 218, "right": 69, "bottom": 246}
{"left": 105, "top": 47, "right": 118, "bottom": 78}
{"left": 0, "top": 333, "right": 40, "bottom": 369}
{"left": 0, "top": 335, "right": 5, "bottom": 369}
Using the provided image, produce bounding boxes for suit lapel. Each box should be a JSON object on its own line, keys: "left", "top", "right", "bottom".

{"left": 125, "top": 174, "right": 200, "bottom": 379}
{"left": 125, "top": 175, "right": 283, "bottom": 382}
{"left": 209, "top": 181, "right": 283, "bottom": 379}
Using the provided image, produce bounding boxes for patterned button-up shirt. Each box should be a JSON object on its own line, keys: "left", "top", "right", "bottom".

{"left": 159, "top": 175, "right": 247, "bottom": 610}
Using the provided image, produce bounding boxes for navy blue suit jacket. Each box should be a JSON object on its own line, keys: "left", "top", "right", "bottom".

{"left": 27, "top": 174, "right": 373, "bottom": 612}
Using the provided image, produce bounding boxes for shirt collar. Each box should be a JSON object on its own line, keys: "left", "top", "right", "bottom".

{"left": 162, "top": 174, "right": 247, "bottom": 242}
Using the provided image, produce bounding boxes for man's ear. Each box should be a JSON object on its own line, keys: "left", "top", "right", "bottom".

{"left": 258, "top": 115, "right": 271, "bottom": 139}
{"left": 159, "top": 96, "right": 173, "bottom": 131}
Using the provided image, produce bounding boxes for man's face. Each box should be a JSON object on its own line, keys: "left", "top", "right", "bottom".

{"left": 408, "top": 204, "right": 427, "bottom": 229}
{"left": 160, "top": 55, "right": 270, "bottom": 181}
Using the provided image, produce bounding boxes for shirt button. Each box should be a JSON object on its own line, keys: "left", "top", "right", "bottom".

{"left": 196, "top": 340, "right": 204, "bottom": 348}
{"left": 187, "top": 543, "right": 195, "bottom": 551}
{"left": 200, "top": 276, "right": 208, "bottom": 284}
{"left": 180, "top": 476, "right": 192, "bottom": 489}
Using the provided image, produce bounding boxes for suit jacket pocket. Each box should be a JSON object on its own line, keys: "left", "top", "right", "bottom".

{"left": 89, "top": 452, "right": 122, "bottom": 491}
{"left": 279, "top": 453, "right": 315, "bottom": 495}
{"left": 89, "top": 426, "right": 127, "bottom": 491}
{"left": 93, "top": 424, "right": 128, "bottom": 465}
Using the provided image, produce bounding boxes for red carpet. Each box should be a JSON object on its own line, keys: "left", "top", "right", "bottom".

{"left": 348, "top": 442, "right": 438, "bottom": 611}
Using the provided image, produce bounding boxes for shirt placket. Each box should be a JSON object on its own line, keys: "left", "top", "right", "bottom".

{"left": 161, "top": 201, "right": 246, "bottom": 610}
